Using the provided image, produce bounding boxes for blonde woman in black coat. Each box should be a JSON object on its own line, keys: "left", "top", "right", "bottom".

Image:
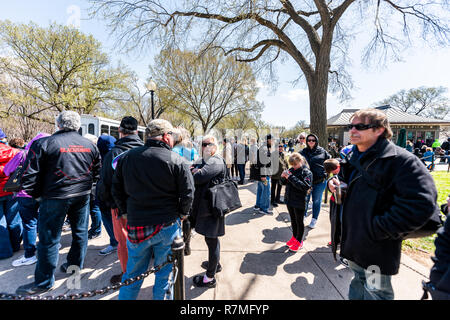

{"left": 191, "top": 135, "right": 226, "bottom": 288}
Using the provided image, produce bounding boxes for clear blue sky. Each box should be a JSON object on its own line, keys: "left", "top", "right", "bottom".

{"left": 1, "top": 1, "right": 449, "bottom": 128}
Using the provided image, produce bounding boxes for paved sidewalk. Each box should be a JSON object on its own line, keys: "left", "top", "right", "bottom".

{"left": 0, "top": 180, "right": 431, "bottom": 300}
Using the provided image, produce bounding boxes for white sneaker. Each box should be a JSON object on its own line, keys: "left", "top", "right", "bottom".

{"left": 12, "top": 255, "right": 37, "bottom": 267}
{"left": 309, "top": 218, "right": 317, "bottom": 229}
{"left": 259, "top": 209, "right": 273, "bottom": 215}
{"left": 99, "top": 245, "right": 118, "bottom": 256}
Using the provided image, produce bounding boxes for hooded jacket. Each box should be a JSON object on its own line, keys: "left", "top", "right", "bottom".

{"left": 281, "top": 165, "right": 313, "bottom": 209}
{"left": 96, "top": 134, "right": 144, "bottom": 209}
{"left": 0, "top": 142, "right": 20, "bottom": 197}
{"left": 300, "top": 134, "right": 331, "bottom": 184}
{"left": 21, "top": 130, "right": 101, "bottom": 200}
{"left": 97, "top": 135, "right": 116, "bottom": 162}
{"left": 4, "top": 132, "right": 51, "bottom": 198}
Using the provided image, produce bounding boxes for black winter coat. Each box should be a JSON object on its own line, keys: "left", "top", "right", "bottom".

{"left": 191, "top": 154, "right": 226, "bottom": 238}
{"left": 22, "top": 130, "right": 101, "bottom": 199}
{"left": 335, "top": 137, "right": 437, "bottom": 275}
{"left": 97, "top": 134, "right": 143, "bottom": 208}
{"left": 301, "top": 134, "right": 331, "bottom": 184}
{"left": 281, "top": 165, "right": 313, "bottom": 209}
{"left": 430, "top": 204, "right": 450, "bottom": 294}
{"left": 111, "top": 139, "right": 195, "bottom": 227}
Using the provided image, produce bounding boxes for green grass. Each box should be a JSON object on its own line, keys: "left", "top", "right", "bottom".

{"left": 402, "top": 171, "right": 450, "bottom": 254}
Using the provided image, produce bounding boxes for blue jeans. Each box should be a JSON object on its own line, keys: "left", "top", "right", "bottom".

{"left": 88, "top": 196, "right": 102, "bottom": 235}
{"left": 255, "top": 177, "right": 271, "bottom": 212}
{"left": 34, "top": 195, "right": 90, "bottom": 289}
{"left": 17, "top": 197, "right": 39, "bottom": 258}
{"left": 237, "top": 164, "right": 246, "bottom": 183}
{"left": 347, "top": 260, "right": 394, "bottom": 300}
{"left": 304, "top": 180, "right": 327, "bottom": 219}
{"left": 119, "top": 220, "right": 181, "bottom": 300}
{"left": 0, "top": 195, "right": 22, "bottom": 259}
{"left": 98, "top": 199, "right": 118, "bottom": 247}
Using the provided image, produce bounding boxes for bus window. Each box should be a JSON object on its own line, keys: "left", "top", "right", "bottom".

{"left": 101, "top": 125, "right": 109, "bottom": 135}
{"left": 110, "top": 126, "right": 119, "bottom": 139}
{"left": 88, "top": 123, "right": 95, "bottom": 135}
{"left": 138, "top": 131, "right": 144, "bottom": 140}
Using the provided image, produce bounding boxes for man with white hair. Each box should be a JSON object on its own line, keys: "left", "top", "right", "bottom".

{"left": 16, "top": 110, "right": 101, "bottom": 296}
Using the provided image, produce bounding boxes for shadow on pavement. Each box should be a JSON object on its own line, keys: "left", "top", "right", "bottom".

{"left": 283, "top": 246, "right": 351, "bottom": 300}
{"left": 225, "top": 207, "right": 267, "bottom": 226}
{"left": 239, "top": 246, "right": 294, "bottom": 277}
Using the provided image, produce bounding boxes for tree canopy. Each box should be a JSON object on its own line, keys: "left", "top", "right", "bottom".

{"left": 0, "top": 21, "right": 130, "bottom": 125}
{"left": 376, "top": 86, "right": 450, "bottom": 120}
{"left": 149, "top": 48, "right": 262, "bottom": 133}
{"left": 90, "top": 0, "right": 450, "bottom": 147}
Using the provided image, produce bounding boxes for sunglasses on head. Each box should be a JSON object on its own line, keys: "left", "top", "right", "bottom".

{"left": 346, "top": 123, "right": 377, "bottom": 131}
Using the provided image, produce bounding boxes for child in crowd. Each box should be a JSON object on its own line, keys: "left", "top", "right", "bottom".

{"left": 280, "top": 153, "right": 313, "bottom": 252}
{"left": 324, "top": 158, "right": 347, "bottom": 262}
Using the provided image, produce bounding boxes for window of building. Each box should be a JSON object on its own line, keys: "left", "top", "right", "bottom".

{"left": 88, "top": 123, "right": 95, "bottom": 135}
{"left": 407, "top": 131, "right": 415, "bottom": 141}
{"left": 110, "top": 126, "right": 119, "bottom": 139}
{"left": 101, "top": 125, "right": 109, "bottom": 135}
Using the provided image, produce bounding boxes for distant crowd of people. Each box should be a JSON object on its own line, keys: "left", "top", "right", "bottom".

{"left": 0, "top": 108, "right": 449, "bottom": 300}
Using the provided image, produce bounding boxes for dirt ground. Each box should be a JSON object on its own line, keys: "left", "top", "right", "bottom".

{"left": 403, "top": 248, "right": 434, "bottom": 270}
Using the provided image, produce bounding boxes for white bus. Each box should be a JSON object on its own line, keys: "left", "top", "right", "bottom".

{"left": 78, "top": 114, "right": 146, "bottom": 140}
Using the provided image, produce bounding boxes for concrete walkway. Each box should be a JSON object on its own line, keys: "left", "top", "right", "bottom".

{"left": 0, "top": 180, "right": 431, "bottom": 300}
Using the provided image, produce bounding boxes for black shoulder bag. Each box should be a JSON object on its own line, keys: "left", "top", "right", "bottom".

{"left": 208, "top": 158, "right": 242, "bottom": 218}
{"left": 3, "top": 152, "right": 27, "bottom": 193}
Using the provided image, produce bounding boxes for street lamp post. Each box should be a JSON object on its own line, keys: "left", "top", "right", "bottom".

{"left": 146, "top": 80, "right": 157, "bottom": 120}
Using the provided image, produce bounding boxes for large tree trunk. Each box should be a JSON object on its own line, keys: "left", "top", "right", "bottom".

{"left": 308, "top": 30, "right": 333, "bottom": 149}
{"left": 308, "top": 64, "right": 330, "bottom": 149}
{"left": 308, "top": 83, "right": 328, "bottom": 149}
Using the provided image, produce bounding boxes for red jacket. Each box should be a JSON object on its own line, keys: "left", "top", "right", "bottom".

{"left": 0, "top": 142, "right": 20, "bottom": 197}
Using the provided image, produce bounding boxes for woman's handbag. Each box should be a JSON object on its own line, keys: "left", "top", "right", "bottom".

{"left": 3, "top": 152, "right": 26, "bottom": 193}
{"left": 208, "top": 159, "right": 242, "bottom": 218}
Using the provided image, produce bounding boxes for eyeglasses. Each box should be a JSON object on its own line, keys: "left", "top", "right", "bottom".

{"left": 307, "top": 139, "right": 316, "bottom": 142}
{"left": 202, "top": 142, "right": 213, "bottom": 147}
{"left": 346, "top": 123, "right": 377, "bottom": 131}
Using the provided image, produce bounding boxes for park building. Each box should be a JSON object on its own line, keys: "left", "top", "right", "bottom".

{"left": 327, "top": 105, "right": 450, "bottom": 146}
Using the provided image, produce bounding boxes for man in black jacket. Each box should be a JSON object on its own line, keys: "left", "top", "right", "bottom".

{"left": 254, "top": 134, "right": 276, "bottom": 215}
{"left": 426, "top": 197, "right": 450, "bottom": 300}
{"left": 96, "top": 116, "right": 144, "bottom": 284}
{"left": 328, "top": 108, "right": 437, "bottom": 300}
{"left": 112, "top": 119, "right": 194, "bottom": 300}
{"left": 17, "top": 111, "right": 101, "bottom": 296}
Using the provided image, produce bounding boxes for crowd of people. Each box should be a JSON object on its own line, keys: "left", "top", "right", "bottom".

{"left": 0, "top": 108, "right": 448, "bottom": 300}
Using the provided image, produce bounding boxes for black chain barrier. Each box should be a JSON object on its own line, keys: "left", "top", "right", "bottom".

{"left": 0, "top": 236, "right": 186, "bottom": 301}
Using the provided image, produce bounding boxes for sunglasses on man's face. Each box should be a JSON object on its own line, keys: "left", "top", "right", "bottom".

{"left": 346, "top": 123, "right": 377, "bottom": 131}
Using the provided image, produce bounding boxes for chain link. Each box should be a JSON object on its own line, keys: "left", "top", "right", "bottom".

{"left": 0, "top": 254, "right": 176, "bottom": 301}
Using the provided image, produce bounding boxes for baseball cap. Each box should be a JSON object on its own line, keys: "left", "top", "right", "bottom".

{"left": 146, "top": 119, "right": 177, "bottom": 137}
